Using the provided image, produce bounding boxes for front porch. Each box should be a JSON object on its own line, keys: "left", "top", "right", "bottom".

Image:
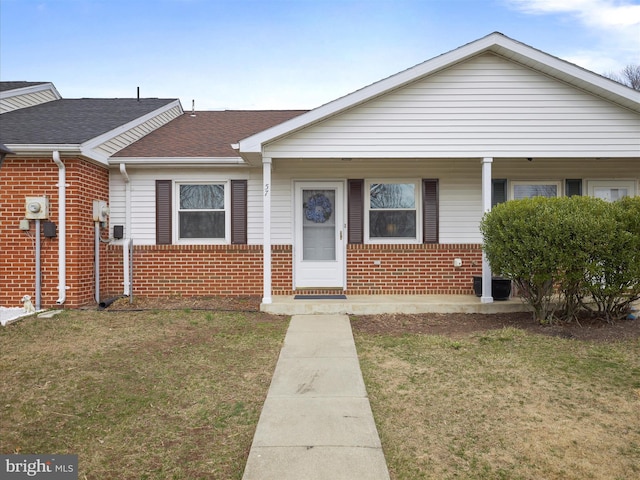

{"left": 261, "top": 294, "right": 530, "bottom": 315}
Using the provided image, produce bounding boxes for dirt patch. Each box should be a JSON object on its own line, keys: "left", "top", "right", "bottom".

{"left": 106, "top": 295, "right": 263, "bottom": 312}
{"left": 351, "top": 311, "right": 640, "bottom": 342}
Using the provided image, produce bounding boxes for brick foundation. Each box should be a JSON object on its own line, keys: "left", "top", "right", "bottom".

{"left": 102, "top": 243, "right": 483, "bottom": 299}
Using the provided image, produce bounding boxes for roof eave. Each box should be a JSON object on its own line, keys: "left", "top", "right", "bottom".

{"left": 109, "top": 156, "right": 249, "bottom": 167}
{"left": 0, "top": 82, "right": 62, "bottom": 100}
{"left": 5, "top": 144, "right": 106, "bottom": 163}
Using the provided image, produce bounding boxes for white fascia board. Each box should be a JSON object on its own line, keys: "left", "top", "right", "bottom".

{"left": 0, "top": 82, "right": 62, "bottom": 100}
{"left": 6, "top": 144, "right": 80, "bottom": 155}
{"left": 239, "top": 32, "right": 640, "bottom": 154}
{"left": 6, "top": 143, "right": 107, "bottom": 163}
{"left": 489, "top": 37, "right": 640, "bottom": 113}
{"left": 81, "top": 99, "right": 183, "bottom": 152}
{"left": 109, "top": 157, "right": 248, "bottom": 166}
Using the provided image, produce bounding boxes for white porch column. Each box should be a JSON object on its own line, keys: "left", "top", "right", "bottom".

{"left": 262, "top": 157, "right": 273, "bottom": 304}
{"left": 481, "top": 157, "right": 494, "bottom": 303}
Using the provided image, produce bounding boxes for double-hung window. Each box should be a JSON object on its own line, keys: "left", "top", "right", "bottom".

{"left": 365, "top": 180, "right": 420, "bottom": 243}
{"left": 177, "top": 183, "right": 228, "bottom": 243}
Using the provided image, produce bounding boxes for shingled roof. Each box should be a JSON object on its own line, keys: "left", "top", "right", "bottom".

{"left": 114, "top": 110, "right": 307, "bottom": 158}
{"left": 0, "top": 81, "right": 50, "bottom": 92}
{"left": 0, "top": 98, "right": 178, "bottom": 145}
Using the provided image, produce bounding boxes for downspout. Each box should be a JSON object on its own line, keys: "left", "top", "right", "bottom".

{"left": 52, "top": 151, "right": 67, "bottom": 305}
{"left": 120, "top": 163, "right": 132, "bottom": 297}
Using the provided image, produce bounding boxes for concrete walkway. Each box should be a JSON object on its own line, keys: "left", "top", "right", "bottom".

{"left": 242, "top": 314, "right": 390, "bottom": 480}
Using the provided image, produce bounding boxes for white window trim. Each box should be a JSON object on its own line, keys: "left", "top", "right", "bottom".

{"left": 364, "top": 179, "right": 422, "bottom": 244}
{"left": 587, "top": 180, "right": 636, "bottom": 200}
{"left": 174, "top": 181, "right": 230, "bottom": 244}
{"left": 510, "top": 180, "right": 561, "bottom": 200}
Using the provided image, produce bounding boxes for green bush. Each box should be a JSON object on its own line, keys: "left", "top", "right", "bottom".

{"left": 480, "top": 196, "right": 640, "bottom": 324}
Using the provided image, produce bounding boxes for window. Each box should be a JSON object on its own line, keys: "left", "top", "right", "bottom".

{"left": 178, "top": 183, "right": 227, "bottom": 241}
{"left": 366, "top": 181, "right": 420, "bottom": 242}
{"left": 511, "top": 181, "right": 560, "bottom": 200}
{"left": 587, "top": 180, "right": 635, "bottom": 202}
{"left": 155, "top": 180, "right": 247, "bottom": 245}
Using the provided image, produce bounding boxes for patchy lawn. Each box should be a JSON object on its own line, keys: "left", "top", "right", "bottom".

{"left": 352, "top": 313, "right": 640, "bottom": 480}
{"left": 0, "top": 307, "right": 287, "bottom": 480}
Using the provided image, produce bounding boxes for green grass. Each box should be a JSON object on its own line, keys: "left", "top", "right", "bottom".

{"left": 354, "top": 326, "right": 640, "bottom": 480}
{"left": 0, "top": 309, "right": 288, "bottom": 480}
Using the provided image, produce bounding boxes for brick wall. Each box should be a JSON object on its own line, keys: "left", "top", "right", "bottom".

{"left": 102, "top": 243, "right": 482, "bottom": 299}
{"left": 0, "top": 157, "right": 108, "bottom": 308}
{"left": 103, "top": 244, "right": 264, "bottom": 298}
{"left": 345, "top": 243, "right": 482, "bottom": 295}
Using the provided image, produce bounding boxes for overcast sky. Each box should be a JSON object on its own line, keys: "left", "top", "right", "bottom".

{"left": 1, "top": 0, "right": 639, "bottom": 110}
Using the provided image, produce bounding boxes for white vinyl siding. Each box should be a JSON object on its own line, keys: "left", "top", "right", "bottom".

{"left": 94, "top": 104, "right": 183, "bottom": 157}
{"left": 0, "top": 89, "right": 59, "bottom": 114}
{"left": 109, "top": 166, "right": 257, "bottom": 245}
{"left": 264, "top": 53, "right": 640, "bottom": 159}
{"left": 110, "top": 158, "right": 638, "bottom": 246}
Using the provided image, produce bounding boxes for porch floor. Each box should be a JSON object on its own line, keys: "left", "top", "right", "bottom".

{"left": 261, "top": 294, "right": 530, "bottom": 316}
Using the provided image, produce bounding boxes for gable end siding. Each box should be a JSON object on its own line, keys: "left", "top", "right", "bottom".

{"left": 263, "top": 53, "right": 640, "bottom": 159}
{"left": 0, "top": 90, "right": 59, "bottom": 114}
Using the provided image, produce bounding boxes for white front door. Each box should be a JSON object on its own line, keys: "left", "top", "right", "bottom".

{"left": 294, "top": 182, "right": 345, "bottom": 289}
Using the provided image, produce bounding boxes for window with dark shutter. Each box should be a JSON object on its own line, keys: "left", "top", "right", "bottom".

{"left": 492, "top": 179, "right": 507, "bottom": 206}
{"left": 566, "top": 179, "right": 582, "bottom": 197}
{"left": 347, "top": 179, "right": 364, "bottom": 244}
{"left": 422, "top": 179, "right": 439, "bottom": 244}
{"left": 156, "top": 180, "right": 172, "bottom": 245}
{"left": 231, "top": 180, "right": 248, "bottom": 244}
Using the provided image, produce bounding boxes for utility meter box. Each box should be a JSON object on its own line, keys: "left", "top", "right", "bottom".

{"left": 93, "top": 200, "right": 109, "bottom": 222}
{"left": 25, "top": 197, "right": 49, "bottom": 220}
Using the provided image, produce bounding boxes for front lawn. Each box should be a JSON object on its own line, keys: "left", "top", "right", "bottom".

{"left": 0, "top": 309, "right": 287, "bottom": 479}
{"left": 353, "top": 314, "right": 640, "bottom": 480}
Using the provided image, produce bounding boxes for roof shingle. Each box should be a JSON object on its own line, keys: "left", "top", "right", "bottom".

{"left": 0, "top": 98, "right": 178, "bottom": 145}
{"left": 114, "top": 110, "right": 307, "bottom": 158}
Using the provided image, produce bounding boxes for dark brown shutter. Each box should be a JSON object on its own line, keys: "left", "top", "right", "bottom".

{"left": 156, "top": 180, "right": 172, "bottom": 245}
{"left": 566, "top": 179, "right": 582, "bottom": 197}
{"left": 347, "top": 179, "right": 364, "bottom": 244}
{"left": 422, "top": 179, "right": 439, "bottom": 244}
{"left": 231, "top": 180, "right": 248, "bottom": 244}
{"left": 492, "top": 179, "right": 507, "bottom": 206}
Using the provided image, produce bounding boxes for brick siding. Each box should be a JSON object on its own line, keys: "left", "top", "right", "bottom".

{"left": 0, "top": 157, "right": 108, "bottom": 308}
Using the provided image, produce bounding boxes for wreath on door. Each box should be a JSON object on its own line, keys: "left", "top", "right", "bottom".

{"left": 305, "top": 193, "right": 332, "bottom": 223}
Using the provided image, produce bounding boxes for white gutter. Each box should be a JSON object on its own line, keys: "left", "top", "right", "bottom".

{"left": 52, "top": 151, "right": 67, "bottom": 305}
{"left": 120, "top": 163, "right": 132, "bottom": 296}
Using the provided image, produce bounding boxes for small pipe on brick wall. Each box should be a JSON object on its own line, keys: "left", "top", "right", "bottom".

{"left": 95, "top": 222, "right": 100, "bottom": 303}
{"left": 52, "top": 151, "right": 67, "bottom": 305}
{"left": 35, "top": 219, "right": 41, "bottom": 310}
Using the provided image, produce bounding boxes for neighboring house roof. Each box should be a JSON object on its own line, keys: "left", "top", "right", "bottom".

{"left": 1, "top": 98, "right": 177, "bottom": 144}
{"left": 0, "top": 81, "right": 51, "bottom": 92}
{"left": 239, "top": 31, "right": 640, "bottom": 159}
{"left": 113, "top": 110, "right": 307, "bottom": 160}
{"left": 0, "top": 81, "right": 62, "bottom": 114}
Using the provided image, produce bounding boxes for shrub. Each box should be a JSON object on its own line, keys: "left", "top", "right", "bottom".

{"left": 582, "top": 196, "right": 640, "bottom": 321}
{"left": 480, "top": 196, "right": 640, "bottom": 324}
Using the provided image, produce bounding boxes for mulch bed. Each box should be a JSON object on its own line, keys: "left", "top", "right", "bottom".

{"left": 104, "top": 295, "right": 639, "bottom": 342}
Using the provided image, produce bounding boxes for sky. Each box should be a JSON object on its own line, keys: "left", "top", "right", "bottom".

{"left": 1, "top": 0, "right": 639, "bottom": 110}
